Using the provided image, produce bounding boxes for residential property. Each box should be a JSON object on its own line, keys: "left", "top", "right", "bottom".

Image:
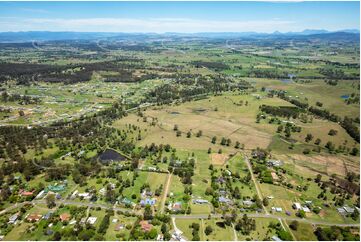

{"left": 42, "top": 211, "right": 53, "bottom": 220}
{"left": 172, "top": 202, "right": 182, "bottom": 212}
{"left": 139, "top": 220, "right": 153, "bottom": 232}
{"left": 87, "top": 217, "right": 97, "bottom": 225}
{"left": 8, "top": 213, "right": 19, "bottom": 224}
{"left": 140, "top": 198, "right": 157, "bottom": 207}
{"left": 20, "top": 190, "right": 34, "bottom": 196}
{"left": 35, "top": 190, "right": 45, "bottom": 199}
{"left": 272, "top": 235, "right": 282, "bottom": 241}
{"left": 267, "top": 159, "right": 283, "bottom": 167}
{"left": 292, "top": 202, "right": 302, "bottom": 210}
{"left": 302, "top": 206, "right": 311, "bottom": 213}
{"left": 59, "top": 213, "right": 71, "bottom": 222}
{"left": 193, "top": 199, "right": 208, "bottom": 204}
{"left": 218, "top": 196, "right": 232, "bottom": 204}
{"left": 27, "top": 213, "right": 42, "bottom": 222}
{"left": 243, "top": 200, "right": 254, "bottom": 207}
{"left": 114, "top": 224, "right": 125, "bottom": 231}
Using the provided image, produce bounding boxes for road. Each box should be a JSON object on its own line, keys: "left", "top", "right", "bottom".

{"left": 243, "top": 153, "right": 269, "bottom": 215}
{"left": 159, "top": 172, "right": 172, "bottom": 214}
{"left": 170, "top": 213, "right": 360, "bottom": 227}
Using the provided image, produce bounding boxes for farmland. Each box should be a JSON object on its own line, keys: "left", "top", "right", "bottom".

{"left": 0, "top": 30, "right": 359, "bottom": 241}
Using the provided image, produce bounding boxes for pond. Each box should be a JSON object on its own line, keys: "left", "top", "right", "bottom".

{"left": 98, "top": 149, "right": 126, "bottom": 163}
{"left": 340, "top": 94, "right": 350, "bottom": 99}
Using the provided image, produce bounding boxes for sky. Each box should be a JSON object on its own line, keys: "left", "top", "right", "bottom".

{"left": 0, "top": 1, "right": 359, "bottom": 33}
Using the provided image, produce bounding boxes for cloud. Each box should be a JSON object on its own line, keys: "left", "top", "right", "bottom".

{"left": 18, "top": 8, "right": 50, "bottom": 14}
{"left": 0, "top": 17, "right": 296, "bottom": 33}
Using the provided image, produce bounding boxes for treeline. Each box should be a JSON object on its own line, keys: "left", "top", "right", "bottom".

{"left": 1, "top": 91, "right": 41, "bottom": 104}
{"left": 192, "top": 61, "right": 229, "bottom": 70}
{"left": 248, "top": 68, "right": 288, "bottom": 79}
{"left": 275, "top": 91, "right": 360, "bottom": 143}
{"left": 259, "top": 105, "right": 301, "bottom": 119}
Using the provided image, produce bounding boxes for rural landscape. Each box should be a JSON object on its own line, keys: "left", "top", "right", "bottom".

{"left": 0, "top": 1, "right": 360, "bottom": 241}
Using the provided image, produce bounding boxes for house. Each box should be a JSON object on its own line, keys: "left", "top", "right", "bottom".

{"left": 148, "top": 167, "right": 157, "bottom": 171}
{"left": 112, "top": 218, "right": 118, "bottom": 223}
{"left": 267, "top": 159, "right": 283, "bottom": 167}
{"left": 121, "top": 197, "right": 133, "bottom": 206}
{"left": 156, "top": 234, "right": 164, "bottom": 241}
{"left": 27, "top": 213, "right": 42, "bottom": 222}
{"left": 42, "top": 211, "right": 53, "bottom": 220}
{"left": 225, "top": 170, "right": 232, "bottom": 176}
{"left": 114, "top": 224, "right": 125, "bottom": 231}
{"left": 78, "top": 192, "right": 91, "bottom": 199}
{"left": 218, "top": 196, "right": 232, "bottom": 204}
{"left": 243, "top": 200, "right": 254, "bottom": 207}
{"left": 272, "top": 207, "right": 282, "bottom": 212}
{"left": 8, "top": 213, "right": 19, "bottom": 224}
{"left": 292, "top": 202, "right": 301, "bottom": 210}
{"left": 139, "top": 220, "right": 153, "bottom": 232}
{"left": 272, "top": 235, "right": 282, "bottom": 241}
{"left": 343, "top": 206, "right": 355, "bottom": 214}
{"left": 20, "top": 190, "right": 34, "bottom": 196}
{"left": 59, "top": 213, "right": 71, "bottom": 222}
{"left": 305, "top": 201, "right": 313, "bottom": 205}
{"left": 193, "top": 199, "right": 208, "bottom": 204}
{"left": 140, "top": 198, "right": 157, "bottom": 207}
{"left": 271, "top": 172, "right": 279, "bottom": 181}
{"left": 172, "top": 202, "right": 182, "bottom": 212}
{"left": 87, "top": 217, "right": 97, "bottom": 225}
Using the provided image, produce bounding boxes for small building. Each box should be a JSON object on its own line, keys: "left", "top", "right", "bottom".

{"left": 35, "top": 190, "right": 45, "bottom": 199}
{"left": 139, "top": 220, "right": 153, "bottom": 232}
{"left": 114, "top": 224, "right": 124, "bottom": 231}
{"left": 121, "top": 197, "right": 133, "bottom": 206}
{"left": 225, "top": 170, "right": 232, "bottom": 176}
{"left": 302, "top": 206, "right": 311, "bottom": 213}
{"left": 267, "top": 160, "right": 283, "bottom": 167}
{"left": 70, "top": 190, "right": 78, "bottom": 199}
{"left": 59, "top": 213, "right": 71, "bottom": 222}
{"left": 243, "top": 200, "right": 254, "bottom": 207}
{"left": 78, "top": 192, "right": 91, "bottom": 200}
{"left": 42, "top": 211, "right": 53, "bottom": 220}
{"left": 193, "top": 199, "right": 208, "bottom": 204}
{"left": 272, "top": 235, "right": 282, "bottom": 241}
{"left": 292, "top": 202, "right": 301, "bottom": 210}
{"left": 148, "top": 167, "right": 157, "bottom": 171}
{"left": 218, "top": 196, "right": 232, "bottom": 204}
{"left": 87, "top": 217, "right": 97, "bottom": 225}
{"left": 99, "top": 188, "right": 106, "bottom": 196}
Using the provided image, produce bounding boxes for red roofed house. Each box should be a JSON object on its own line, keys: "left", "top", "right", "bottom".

{"left": 27, "top": 213, "right": 42, "bottom": 222}
{"left": 59, "top": 213, "right": 71, "bottom": 222}
{"left": 20, "top": 190, "right": 34, "bottom": 196}
{"left": 139, "top": 220, "right": 153, "bottom": 232}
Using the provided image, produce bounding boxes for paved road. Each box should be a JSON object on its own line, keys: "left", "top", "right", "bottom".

{"left": 171, "top": 213, "right": 360, "bottom": 227}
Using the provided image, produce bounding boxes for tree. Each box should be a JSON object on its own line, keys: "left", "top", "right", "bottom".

{"left": 207, "top": 148, "right": 212, "bottom": 154}
{"left": 289, "top": 220, "right": 299, "bottom": 230}
{"left": 325, "top": 141, "right": 335, "bottom": 152}
{"left": 176, "top": 130, "right": 182, "bottom": 137}
{"left": 328, "top": 129, "right": 338, "bottom": 136}
{"left": 196, "top": 130, "right": 203, "bottom": 137}
{"left": 187, "top": 131, "right": 192, "bottom": 138}
{"left": 161, "top": 223, "right": 168, "bottom": 234}
{"left": 315, "top": 174, "right": 322, "bottom": 183}
{"left": 205, "top": 225, "right": 213, "bottom": 235}
{"left": 314, "top": 138, "right": 321, "bottom": 145}
{"left": 143, "top": 205, "right": 153, "bottom": 220}
{"left": 46, "top": 193, "right": 56, "bottom": 208}
{"left": 173, "top": 124, "right": 178, "bottom": 131}
{"left": 218, "top": 149, "right": 222, "bottom": 154}
{"left": 350, "top": 147, "right": 359, "bottom": 156}
{"left": 305, "top": 133, "right": 313, "bottom": 142}
{"left": 263, "top": 197, "right": 269, "bottom": 206}
{"left": 235, "top": 141, "right": 240, "bottom": 149}
{"left": 211, "top": 136, "right": 217, "bottom": 144}
{"left": 297, "top": 210, "right": 306, "bottom": 218}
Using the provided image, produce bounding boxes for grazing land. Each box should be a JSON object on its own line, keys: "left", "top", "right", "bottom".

{"left": 0, "top": 30, "right": 359, "bottom": 241}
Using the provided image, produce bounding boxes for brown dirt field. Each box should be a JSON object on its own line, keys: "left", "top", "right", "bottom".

{"left": 210, "top": 153, "right": 229, "bottom": 166}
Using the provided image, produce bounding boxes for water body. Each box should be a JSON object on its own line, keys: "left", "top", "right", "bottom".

{"left": 98, "top": 149, "right": 126, "bottom": 163}
{"left": 340, "top": 94, "right": 350, "bottom": 99}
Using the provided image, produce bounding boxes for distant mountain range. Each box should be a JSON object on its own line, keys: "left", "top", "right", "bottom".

{"left": 0, "top": 29, "right": 359, "bottom": 42}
